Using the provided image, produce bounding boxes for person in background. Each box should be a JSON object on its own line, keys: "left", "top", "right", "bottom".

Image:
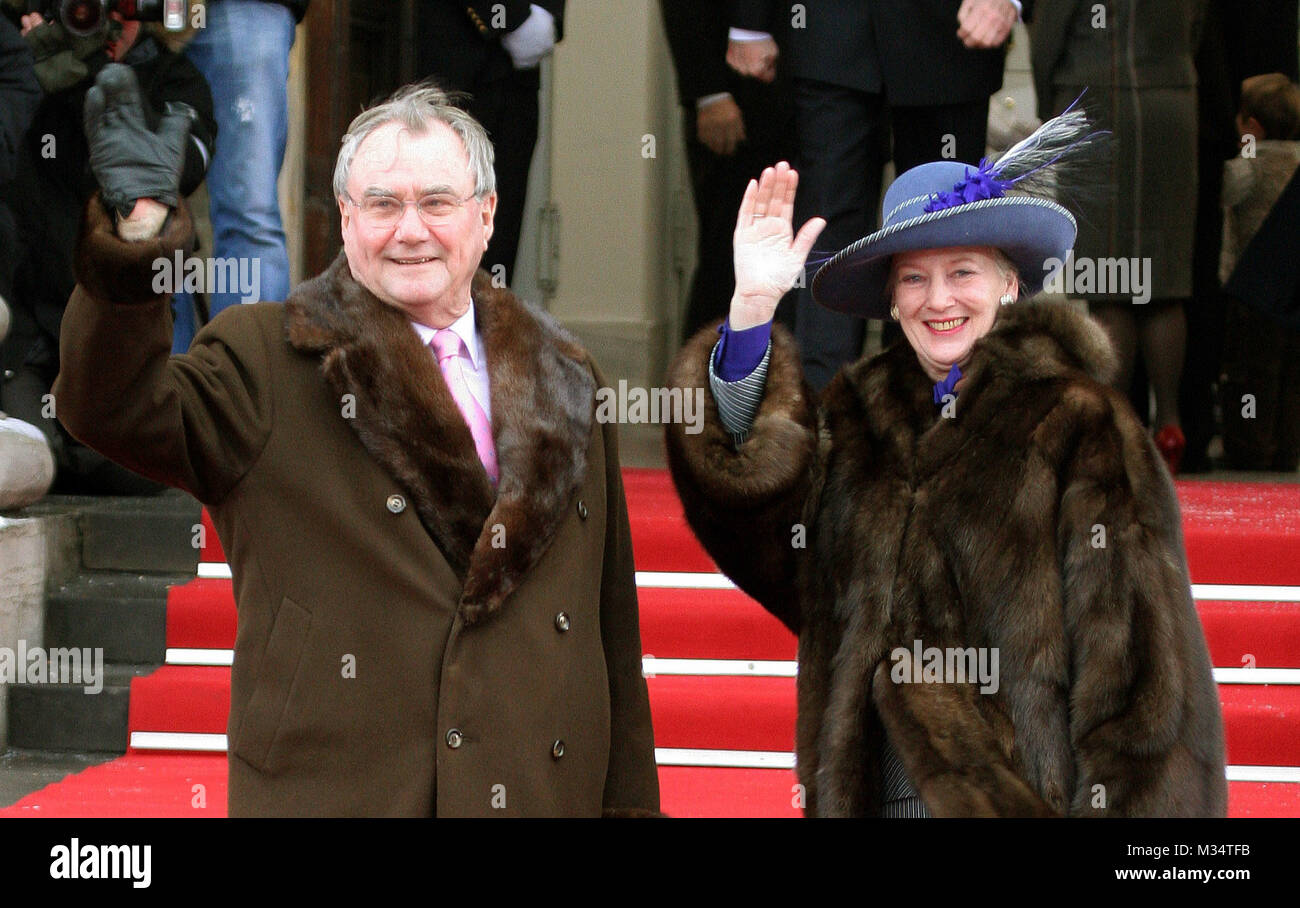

{"left": 728, "top": 0, "right": 1026, "bottom": 392}
{"left": 0, "top": 3, "right": 215, "bottom": 494}
{"left": 659, "top": 0, "right": 796, "bottom": 340}
{"left": 1031, "top": 0, "right": 1204, "bottom": 474}
{"left": 0, "top": 11, "right": 40, "bottom": 322}
{"left": 416, "top": 0, "right": 562, "bottom": 288}
{"left": 1179, "top": 0, "right": 1239, "bottom": 473}
{"left": 1218, "top": 73, "right": 1300, "bottom": 471}
{"left": 1182, "top": 0, "right": 1299, "bottom": 472}
{"left": 179, "top": 0, "right": 308, "bottom": 351}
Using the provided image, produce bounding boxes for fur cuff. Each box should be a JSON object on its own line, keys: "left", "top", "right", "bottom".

{"left": 74, "top": 194, "right": 195, "bottom": 306}
{"left": 664, "top": 321, "right": 817, "bottom": 508}
{"left": 872, "top": 661, "right": 1058, "bottom": 818}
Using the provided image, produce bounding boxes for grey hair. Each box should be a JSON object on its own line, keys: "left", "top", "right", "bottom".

{"left": 884, "top": 246, "right": 1021, "bottom": 309}
{"left": 332, "top": 83, "right": 496, "bottom": 201}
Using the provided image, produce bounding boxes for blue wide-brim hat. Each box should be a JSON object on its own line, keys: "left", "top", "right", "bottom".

{"left": 812, "top": 160, "right": 1079, "bottom": 320}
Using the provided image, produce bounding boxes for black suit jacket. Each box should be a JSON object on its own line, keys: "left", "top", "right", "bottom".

{"left": 417, "top": 0, "right": 565, "bottom": 90}
{"left": 0, "top": 12, "right": 39, "bottom": 187}
{"left": 659, "top": 0, "right": 733, "bottom": 107}
{"left": 732, "top": 0, "right": 1006, "bottom": 105}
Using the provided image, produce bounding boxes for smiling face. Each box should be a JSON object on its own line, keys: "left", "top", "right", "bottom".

{"left": 339, "top": 120, "right": 496, "bottom": 328}
{"left": 890, "top": 246, "right": 1018, "bottom": 382}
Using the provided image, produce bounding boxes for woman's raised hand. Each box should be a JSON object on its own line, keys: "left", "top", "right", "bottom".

{"left": 729, "top": 162, "right": 826, "bottom": 330}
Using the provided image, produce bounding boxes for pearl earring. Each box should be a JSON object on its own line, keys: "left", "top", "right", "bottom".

{"left": 1000, "top": 293, "right": 1015, "bottom": 306}
{"left": 889, "top": 305, "right": 899, "bottom": 320}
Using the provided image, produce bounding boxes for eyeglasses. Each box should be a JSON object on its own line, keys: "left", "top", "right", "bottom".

{"left": 345, "top": 192, "right": 477, "bottom": 227}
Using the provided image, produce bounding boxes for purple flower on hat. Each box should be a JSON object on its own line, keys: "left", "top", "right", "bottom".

{"left": 923, "top": 159, "right": 1010, "bottom": 213}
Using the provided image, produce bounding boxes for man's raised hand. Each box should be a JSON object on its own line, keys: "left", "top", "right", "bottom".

{"left": 83, "top": 64, "right": 193, "bottom": 221}
{"left": 729, "top": 162, "right": 825, "bottom": 330}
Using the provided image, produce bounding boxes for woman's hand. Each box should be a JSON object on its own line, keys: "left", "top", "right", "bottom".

{"left": 730, "top": 161, "right": 825, "bottom": 330}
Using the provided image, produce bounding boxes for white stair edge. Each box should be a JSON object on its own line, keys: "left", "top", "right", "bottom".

{"left": 197, "top": 561, "right": 1300, "bottom": 602}
{"left": 166, "top": 648, "right": 235, "bottom": 666}
{"left": 166, "top": 648, "right": 1300, "bottom": 684}
{"left": 1225, "top": 765, "right": 1300, "bottom": 783}
{"left": 1213, "top": 668, "right": 1300, "bottom": 684}
{"left": 655, "top": 748, "right": 795, "bottom": 769}
{"left": 130, "top": 731, "right": 227, "bottom": 752}
{"left": 642, "top": 657, "right": 797, "bottom": 677}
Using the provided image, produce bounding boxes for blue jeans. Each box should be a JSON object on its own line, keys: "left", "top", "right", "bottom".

{"left": 178, "top": 0, "right": 295, "bottom": 351}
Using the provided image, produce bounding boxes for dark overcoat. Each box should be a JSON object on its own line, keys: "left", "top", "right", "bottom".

{"left": 1030, "top": 0, "right": 1204, "bottom": 300}
{"left": 53, "top": 200, "right": 660, "bottom": 817}
{"left": 665, "top": 303, "right": 1227, "bottom": 817}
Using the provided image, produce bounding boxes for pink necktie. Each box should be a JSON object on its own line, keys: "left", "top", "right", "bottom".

{"left": 431, "top": 329, "right": 498, "bottom": 483}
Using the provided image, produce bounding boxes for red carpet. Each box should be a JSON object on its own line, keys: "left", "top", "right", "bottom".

{"left": 1198, "top": 601, "right": 1300, "bottom": 668}
{"left": 1176, "top": 481, "right": 1300, "bottom": 584}
{"left": 109, "top": 667, "right": 1300, "bottom": 769}
{"left": 0, "top": 755, "right": 229, "bottom": 818}
{"left": 6, "top": 470, "right": 1299, "bottom": 818}
{"left": 5, "top": 762, "right": 1295, "bottom": 818}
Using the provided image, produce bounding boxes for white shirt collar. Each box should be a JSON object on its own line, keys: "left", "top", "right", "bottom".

{"left": 409, "top": 304, "right": 484, "bottom": 371}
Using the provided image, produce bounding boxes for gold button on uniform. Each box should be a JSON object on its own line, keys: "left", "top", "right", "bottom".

{"left": 576, "top": 500, "right": 588, "bottom": 519}
{"left": 554, "top": 612, "right": 570, "bottom": 632}
{"left": 551, "top": 740, "right": 565, "bottom": 759}
{"left": 387, "top": 494, "right": 406, "bottom": 514}
{"left": 446, "top": 729, "right": 463, "bottom": 749}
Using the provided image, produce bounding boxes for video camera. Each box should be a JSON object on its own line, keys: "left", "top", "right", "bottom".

{"left": 36, "top": 0, "right": 187, "bottom": 36}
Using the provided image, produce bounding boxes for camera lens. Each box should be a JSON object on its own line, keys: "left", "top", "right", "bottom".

{"left": 59, "top": 0, "right": 106, "bottom": 36}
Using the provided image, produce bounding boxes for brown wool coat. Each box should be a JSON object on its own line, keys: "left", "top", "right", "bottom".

{"left": 54, "top": 200, "right": 660, "bottom": 817}
{"left": 665, "top": 303, "right": 1227, "bottom": 817}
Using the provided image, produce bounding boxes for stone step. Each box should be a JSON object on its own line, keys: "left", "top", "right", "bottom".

{"left": 44, "top": 572, "right": 191, "bottom": 665}
{"left": 5, "top": 664, "right": 154, "bottom": 753}
{"left": 19, "top": 490, "right": 202, "bottom": 574}
{"left": 0, "top": 748, "right": 120, "bottom": 808}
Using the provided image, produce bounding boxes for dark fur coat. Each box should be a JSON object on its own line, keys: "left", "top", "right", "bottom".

{"left": 665, "top": 303, "right": 1228, "bottom": 817}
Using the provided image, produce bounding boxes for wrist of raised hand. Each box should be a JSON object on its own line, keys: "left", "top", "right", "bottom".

{"left": 115, "top": 198, "right": 170, "bottom": 241}
{"left": 728, "top": 291, "right": 780, "bottom": 331}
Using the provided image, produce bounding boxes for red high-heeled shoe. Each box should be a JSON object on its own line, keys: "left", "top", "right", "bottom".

{"left": 1154, "top": 424, "right": 1186, "bottom": 475}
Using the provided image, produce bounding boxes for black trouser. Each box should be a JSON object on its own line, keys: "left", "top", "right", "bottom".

{"left": 1181, "top": 136, "right": 1229, "bottom": 470}
{"left": 1219, "top": 297, "right": 1300, "bottom": 471}
{"left": 792, "top": 81, "right": 989, "bottom": 391}
{"left": 461, "top": 73, "right": 541, "bottom": 284}
{"left": 680, "top": 75, "right": 796, "bottom": 340}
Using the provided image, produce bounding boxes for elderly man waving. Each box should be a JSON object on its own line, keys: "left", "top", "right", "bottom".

{"left": 54, "top": 70, "right": 660, "bottom": 817}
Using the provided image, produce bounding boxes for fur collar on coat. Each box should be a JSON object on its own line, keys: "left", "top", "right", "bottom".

{"left": 283, "top": 253, "right": 596, "bottom": 626}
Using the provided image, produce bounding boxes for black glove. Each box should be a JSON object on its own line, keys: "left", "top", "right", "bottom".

{"left": 82, "top": 63, "right": 194, "bottom": 218}
{"left": 23, "top": 19, "right": 112, "bottom": 94}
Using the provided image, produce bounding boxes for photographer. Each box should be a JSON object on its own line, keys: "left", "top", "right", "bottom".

{"left": 0, "top": 0, "right": 214, "bottom": 494}
{"left": 1, "top": 12, "right": 40, "bottom": 323}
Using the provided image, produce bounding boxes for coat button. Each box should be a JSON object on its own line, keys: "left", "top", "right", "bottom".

{"left": 554, "top": 612, "right": 570, "bottom": 632}
{"left": 576, "top": 500, "right": 588, "bottom": 519}
{"left": 551, "top": 739, "right": 565, "bottom": 760}
{"left": 446, "top": 728, "right": 463, "bottom": 749}
{"left": 387, "top": 494, "right": 406, "bottom": 514}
